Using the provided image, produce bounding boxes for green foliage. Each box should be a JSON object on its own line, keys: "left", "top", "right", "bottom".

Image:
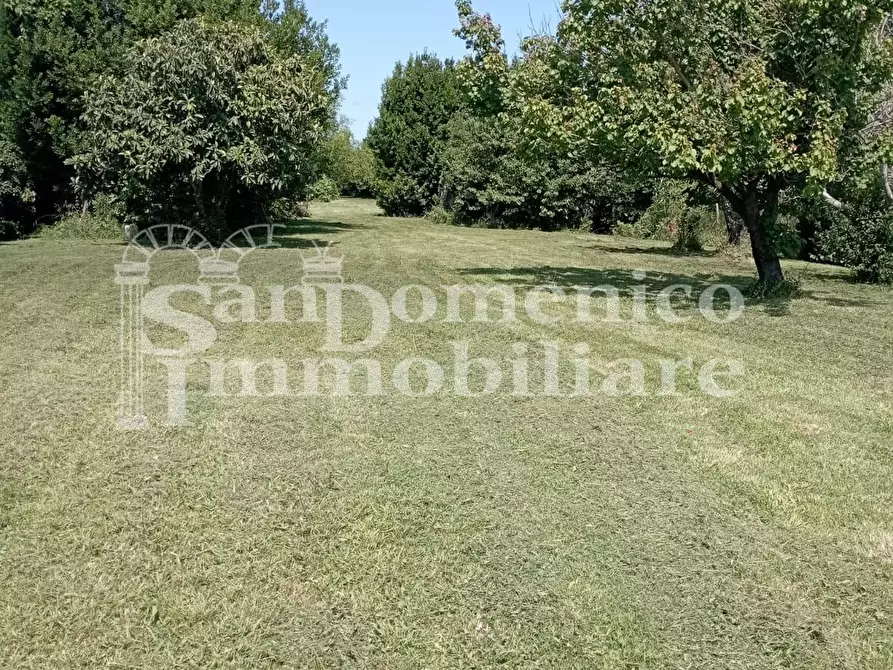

{"left": 442, "top": 113, "right": 644, "bottom": 231}
{"left": 617, "top": 179, "right": 725, "bottom": 251}
{"left": 813, "top": 192, "right": 893, "bottom": 283}
{"left": 260, "top": 0, "right": 345, "bottom": 106}
{"left": 0, "top": 0, "right": 341, "bottom": 235}
{"left": 449, "top": 4, "right": 651, "bottom": 232}
{"left": 0, "top": 140, "right": 35, "bottom": 238}
{"left": 454, "top": 0, "right": 508, "bottom": 117}
{"left": 0, "top": 0, "right": 263, "bottom": 233}
{"left": 367, "top": 53, "right": 460, "bottom": 216}
{"left": 341, "top": 143, "right": 378, "bottom": 198}
{"left": 766, "top": 213, "right": 806, "bottom": 260}
{"left": 316, "top": 127, "right": 378, "bottom": 198}
{"left": 376, "top": 173, "right": 432, "bottom": 218}
{"left": 307, "top": 176, "right": 341, "bottom": 203}
{"left": 317, "top": 128, "right": 355, "bottom": 192}
{"left": 37, "top": 212, "right": 121, "bottom": 241}
{"left": 674, "top": 209, "right": 710, "bottom": 252}
{"left": 73, "top": 19, "right": 331, "bottom": 238}
{"left": 424, "top": 204, "right": 455, "bottom": 225}
{"left": 622, "top": 181, "right": 689, "bottom": 241}
{"left": 269, "top": 197, "right": 310, "bottom": 220}
{"left": 490, "top": 0, "right": 893, "bottom": 282}
{"left": 548, "top": 0, "right": 893, "bottom": 188}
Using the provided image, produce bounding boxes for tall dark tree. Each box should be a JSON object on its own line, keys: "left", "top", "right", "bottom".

{"left": 0, "top": 0, "right": 264, "bottom": 232}
{"left": 367, "top": 53, "right": 459, "bottom": 216}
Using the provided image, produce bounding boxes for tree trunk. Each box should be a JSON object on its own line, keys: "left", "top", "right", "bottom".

{"left": 737, "top": 187, "right": 784, "bottom": 285}
{"left": 720, "top": 199, "right": 744, "bottom": 245}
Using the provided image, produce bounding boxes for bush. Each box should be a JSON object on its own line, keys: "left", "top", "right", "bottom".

{"left": 270, "top": 198, "right": 310, "bottom": 220}
{"left": 814, "top": 199, "right": 893, "bottom": 283}
{"left": 376, "top": 174, "right": 433, "bottom": 217}
{"left": 766, "top": 213, "right": 805, "bottom": 259}
{"left": 307, "top": 176, "right": 340, "bottom": 202}
{"left": 37, "top": 197, "right": 122, "bottom": 240}
{"left": 342, "top": 144, "right": 378, "bottom": 198}
{"left": 73, "top": 19, "right": 332, "bottom": 240}
{"left": 674, "top": 208, "right": 709, "bottom": 252}
{"left": 618, "top": 180, "right": 729, "bottom": 251}
{"left": 620, "top": 181, "right": 687, "bottom": 240}
{"left": 442, "top": 114, "right": 647, "bottom": 231}
{"left": 0, "top": 0, "right": 273, "bottom": 234}
{"left": 425, "top": 204, "right": 454, "bottom": 224}
{"left": 0, "top": 220, "right": 19, "bottom": 240}
{"left": 0, "top": 140, "right": 35, "bottom": 238}
{"left": 315, "top": 129, "right": 378, "bottom": 198}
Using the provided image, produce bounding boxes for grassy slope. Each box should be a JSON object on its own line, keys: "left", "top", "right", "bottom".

{"left": 0, "top": 199, "right": 891, "bottom": 669}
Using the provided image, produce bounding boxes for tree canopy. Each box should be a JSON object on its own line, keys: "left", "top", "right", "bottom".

{"left": 366, "top": 53, "right": 460, "bottom": 216}
{"left": 360, "top": 1, "right": 893, "bottom": 283}
{"left": 73, "top": 18, "right": 331, "bottom": 237}
{"left": 494, "top": 0, "right": 893, "bottom": 284}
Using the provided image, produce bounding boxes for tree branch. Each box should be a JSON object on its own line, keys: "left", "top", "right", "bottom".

{"left": 884, "top": 164, "right": 893, "bottom": 203}
{"left": 690, "top": 171, "right": 743, "bottom": 212}
{"left": 823, "top": 189, "right": 845, "bottom": 210}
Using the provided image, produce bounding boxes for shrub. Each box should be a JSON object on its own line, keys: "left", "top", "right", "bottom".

{"left": 0, "top": 220, "right": 18, "bottom": 239}
{"left": 37, "top": 198, "right": 122, "bottom": 240}
{"left": 342, "top": 144, "right": 379, "bottom": 198}
{"left": 376, "top": 174, "right": 432, "bottom": 217}
{"left": 0, "top": 140, "right": 35, "bottom": 238}
{"left": 674, "top": 209, "right": 709, "bottom": 252}
{"left": 622, "top": 181, "right": 687, "bottom": 241}
{"left": 73, "top": 19, "right": 331, "bottom": 240}
{"left": 442, "top": 113, "right": 646, "bottom": 231}
{"left": 270, "top": 198, "right": 310, "bottom": 220}
{"left": 425, "top": 204, "right": 454, "bottom": 225}
{"left": 619, "top": 180, "right": 729, "bottom": 251}
{"left": 766, "top": 213, "right": 805, "bottom": 260}
{"left": 0, "top": 0, "right": 273, "bottom": 234}
{"left": 814, "top": 199, "right": 893, "bottom": 283}
{"left": 308, "top": 176, "right": 340, "bottom": 202}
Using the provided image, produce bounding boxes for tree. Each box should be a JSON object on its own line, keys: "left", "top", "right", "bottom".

{"left": 367, "top": 53, "right": 459, "bottom": 216}
{"left": 445, "top": 1, "right": 650, "bottom": 232}
{"left": 73, "top": 18, "right": 331, "bottom": 237}
{"left": 0, "top": 0, "right": 341, "bottom": 235}
{"left": 475, "top": 0, "right": 893, "bottom": 285}
{"left": 312, "top": 123, "right": 379, "bottom": 199}
{"left": 0, "top": 139, "right": 34, "bottom": 238}
{"left": 260, "top": 0, "right": 346, "bottom": 109}
{"left": 0, "top": 0, "right": 261, "bottom": 233}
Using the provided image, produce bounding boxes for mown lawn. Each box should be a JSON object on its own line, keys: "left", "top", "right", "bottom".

{"left": 0, "top": 199, "right": 891, "bottom": 669}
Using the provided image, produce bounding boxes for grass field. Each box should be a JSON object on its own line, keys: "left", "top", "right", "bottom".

{"left": 1, "top": 199, "right": 891, "bottom": 669}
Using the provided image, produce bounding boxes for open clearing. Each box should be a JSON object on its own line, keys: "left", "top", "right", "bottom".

{"left": 1, "top": 199, "right": 891, "bottom": 668}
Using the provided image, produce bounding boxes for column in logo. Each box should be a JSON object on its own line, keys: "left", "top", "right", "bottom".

{"left": 115, "top": 261, "right": 150, "bottom": 430}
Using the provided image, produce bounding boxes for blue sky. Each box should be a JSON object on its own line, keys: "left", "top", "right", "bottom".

{"left": 303, "top": 0, "right": 562, "bottom": 139}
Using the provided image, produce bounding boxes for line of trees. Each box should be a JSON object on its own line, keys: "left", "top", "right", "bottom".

{"left": 366, "top": 1, "right": 893, "bottom": 286}
{"left": 2, "top": 0, "right": 892, "bottom": 285}
{"left": 0, "top": 0, "right": 350, "bottom": 239}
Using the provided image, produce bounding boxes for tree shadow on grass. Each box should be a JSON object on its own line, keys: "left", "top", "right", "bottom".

{"left": 578, "top": 241, "right": 714, "bottom": 257}
{"left": 458, "top": 265, "right": 877, "bottom": 317}
{"left": 270, "top": 218, "right": 359, "bottom": 249}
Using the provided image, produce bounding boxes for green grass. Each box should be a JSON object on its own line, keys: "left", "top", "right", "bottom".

{"left": 1, "top": 198, "right": 891, "bottom": 669}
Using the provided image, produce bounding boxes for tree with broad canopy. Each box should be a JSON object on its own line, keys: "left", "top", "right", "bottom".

{"left": 457, "top": 0, "right": 893, "bottom": 286}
